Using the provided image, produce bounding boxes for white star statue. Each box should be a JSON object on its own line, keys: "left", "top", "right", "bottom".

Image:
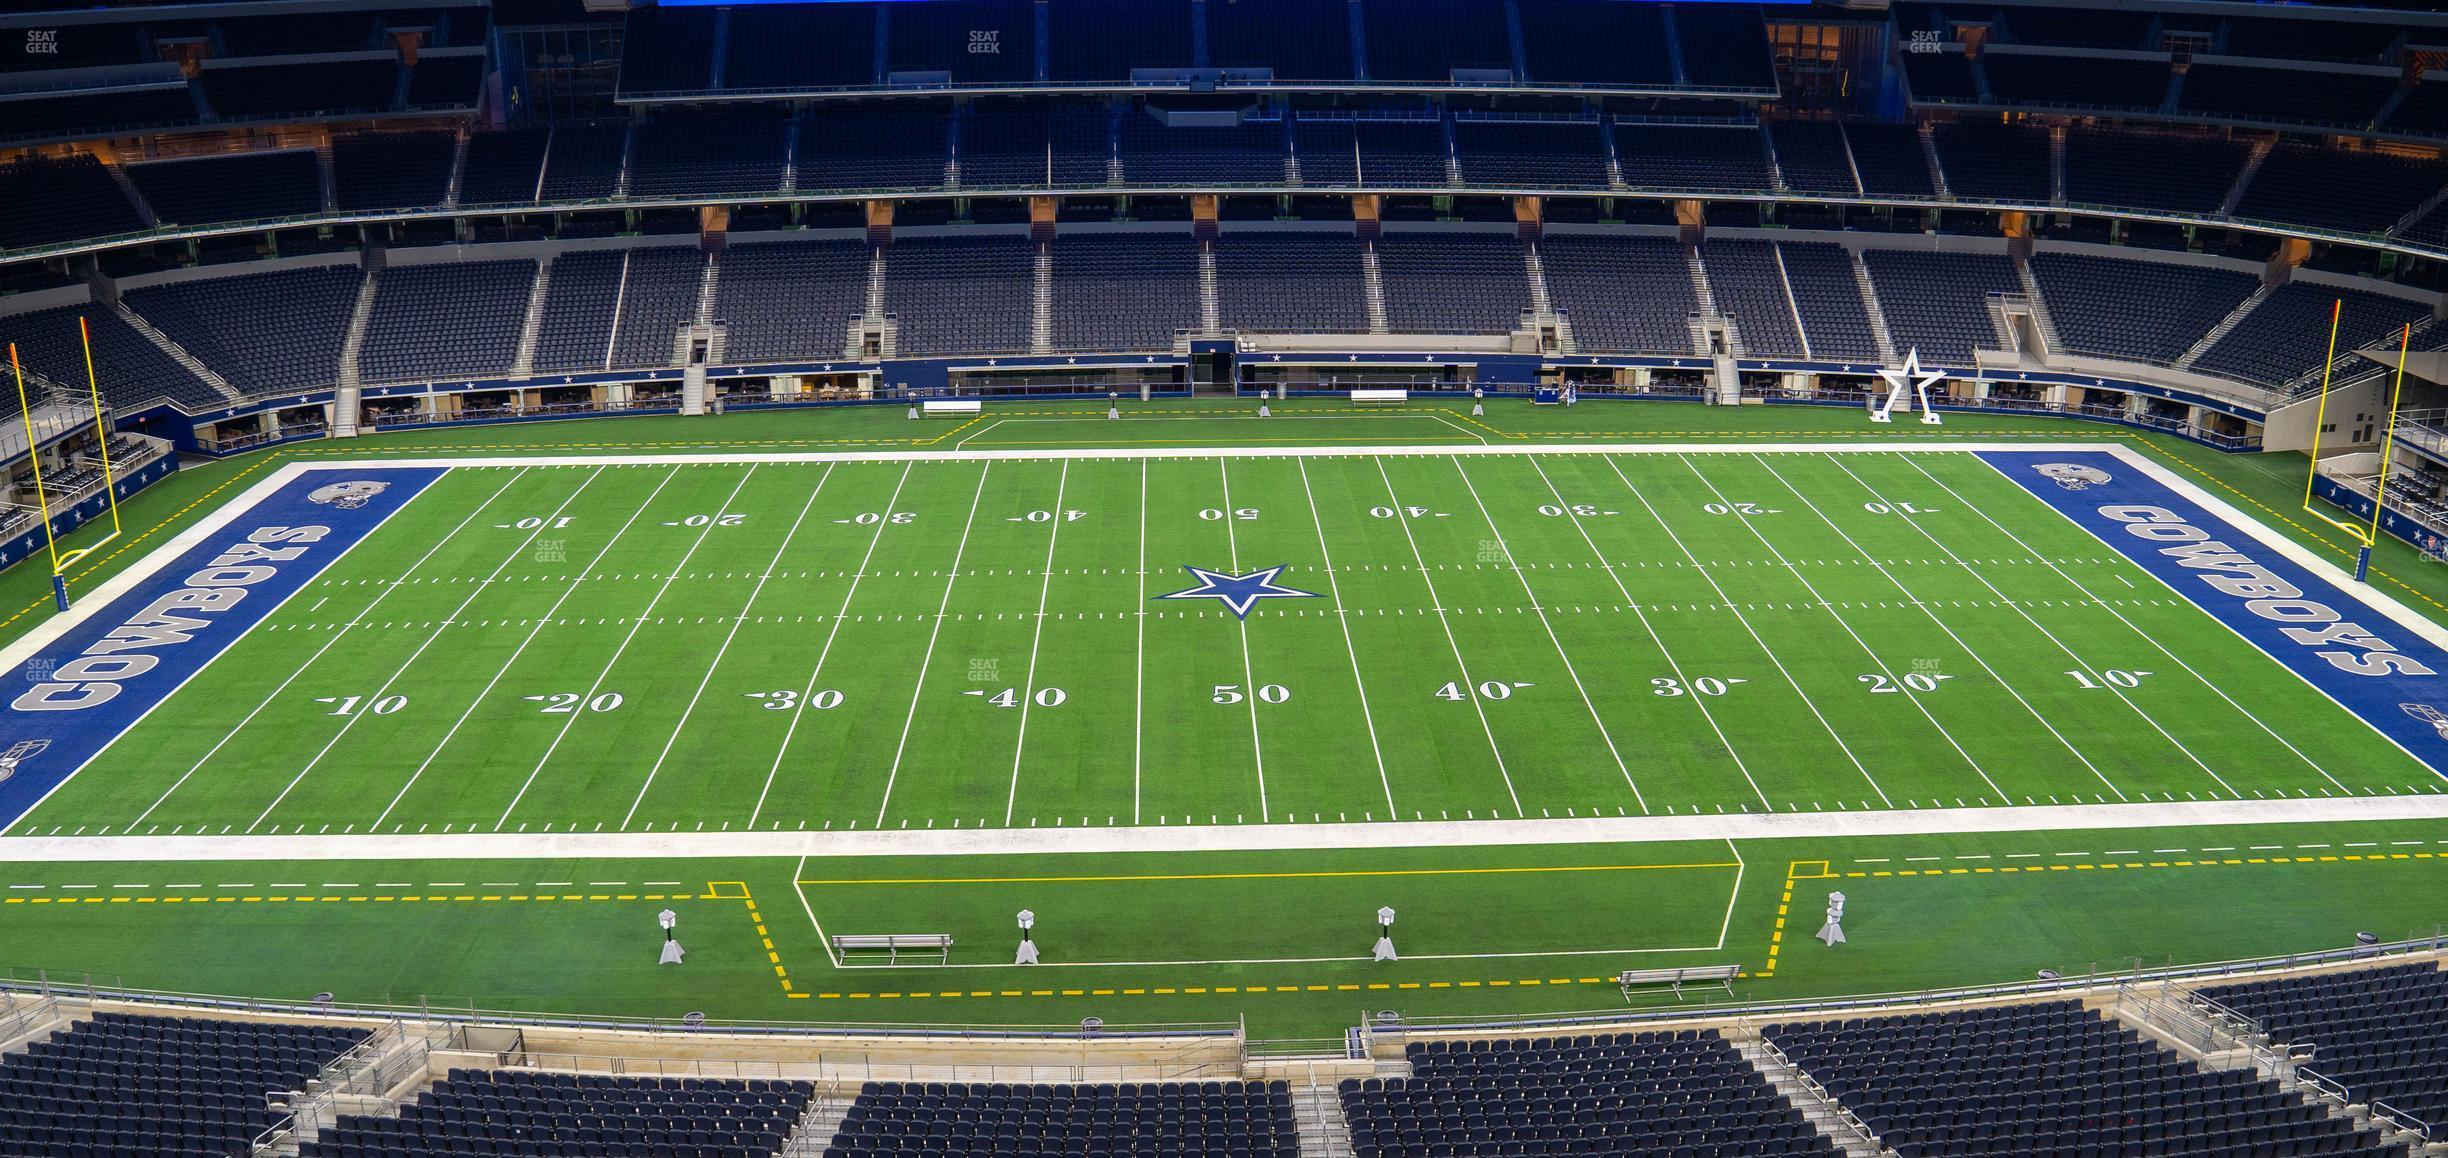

{"left": 1870, "top": 349, "right": 1946, "bottom": 426}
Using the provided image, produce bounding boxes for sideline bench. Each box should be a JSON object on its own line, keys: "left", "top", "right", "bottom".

{"left": 831, "top": 933, "right": 954, "bottom": 966}
{"left": 920, "top": 399, "right": 983, "bottom": 417}
{"left": 1619, "top": 964, "right": 1740, "bottom": 1002}
{"left": 1348, "top": 389, "right": 1408, "bottom": 406}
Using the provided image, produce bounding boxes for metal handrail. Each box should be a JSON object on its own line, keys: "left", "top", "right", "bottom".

{"left": 2371, "top": 1097, "right": 2434, "bottom": 1141}
{"left": 1369, "top": 934, "right": 2448, "bottom": 1039}
{"left": 0, "top": 967, "right": 1241, "bottom": 1041}
{"left": 1758, "top": 1034, "right": 1884, "bottom": 1152}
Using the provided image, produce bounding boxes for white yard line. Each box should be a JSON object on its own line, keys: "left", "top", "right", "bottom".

{"left": 1217, "top": 458, "right": 1271, "bottom": 820}
{"left": 748, "top": 463, "right": 917, "bottom": 830}
{"left": 1675, "top": 453, "right": 2011, "bottom": 804}
{"left": 1522, "top": 456, "right": 1770, "bottom": 811}
{"left": 492, "top": 465, "right": 758, "bottom": 827}
{"left": 1448, "top": 455, "right": 1646, "bottom": 813}
{"left": 1002, "top": 460, "right": 1073, "bottom": 826}
{"left": 1294, "top": 458, "right": 1396, "bottom": 818}
{"left": 1132, "top": 459, "right": 1147, "bottom": 826}
{"left": 17, "top": 792, "right": 2448, "bottom": 863}
{"left": 1914, "top": 455, "right": 2350, "bottom": 794}
{"left": 953, "top": 419, "right": 1005, "bottom": 450}
{"left": 367, "top": 467, "right": 681, "bottom": 833}
{"left": 1600, "top": 454, "right": 1896, "bottom": 807}
{"left": 1756, "top": 455, "right": 2138, "bottom": 803}
{"left": 495, "top": 466, "right": 762, "bottom": 829}
{"left": 620, "top": 464, "right": 836, "bottom": 830}
{"left": 128, "top": 467, "right": 536, "bottom": 832}
{"left": 872, "top": 463, "right": 996, "bottom": 827}
{"left": 1371, "top": 457, "right": 1524, "bottom": 817}
{"left": 791, "top": 851, "right": 843, "bottom": 969}
{"left": 253, "top": 469, "right": 593, "bottom": 831}
{"left": 1714, "top": 840, "right": 1746, "bottom": 952}
{"left": 1428, "top": 412, "right": 1490, "bottom": 445}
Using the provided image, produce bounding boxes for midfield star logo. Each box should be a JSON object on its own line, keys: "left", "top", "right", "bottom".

{"left": 1154, "top": 565, "right": 1319, "bottom": 619}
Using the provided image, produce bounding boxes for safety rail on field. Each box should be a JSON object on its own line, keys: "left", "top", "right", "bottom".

{"left": 1355, "top": 933, "right": 2448, "bottom": 1050}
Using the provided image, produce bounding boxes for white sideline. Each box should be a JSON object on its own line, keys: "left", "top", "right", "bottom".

{"left": 9, "top": 793, "right": 2448, "bottom": 863}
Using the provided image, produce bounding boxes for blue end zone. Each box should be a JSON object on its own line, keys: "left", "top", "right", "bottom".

{"left": 1979, "top": 450, "right": 2448, "bottom": 779}
{"left": 0, "top": 467, "right": 444, "bottom": 826}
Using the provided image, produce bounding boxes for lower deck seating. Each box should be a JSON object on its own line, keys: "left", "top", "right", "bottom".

{"left": 1342, "top": 1029, "right": 1833, "bottom": 1157}
{"left": 2028, "top": 252, "right": 2259, "bottom": 366}
{"left": 2190, "top": 281, "right": 2433, "bottom": 387}
{"left": 0, "top": 1010, "right": 367, "bottom": 1158}
{"left": 2195, "top": 963, "right": 2448, "bottom": 1129}
{"left": 1702, "top": 239, "right": 1807, "bottom": 357}
{"left": 714, "top": 238, "right": 873, "bottom": 363}
{"left": 1537, "top": 233, "right": 1695, "bottom": 354}
{"left": 306, "top": 1068, "right": 814, "bottom": 1158}
{"left": 1214, "top": 231, "right": 1368, "bottom": 333}
{"left": 1860, "top": 250, "right": 2020, "bottom": 365}
{"left": 881, "top": 235, "right": 1037, "bottom": 356}
{"left": 125, "top": 264, "right": 364, "bottom": 394}
{"left": 1774, "top": 241, "right": 1883, "bottom": 362}
{"left": 1050, "top": 233, "right": 1201, "bottom": 351}
{"left": 826, "top": 1079, "right": 1296, "bottom": 1158}
{"left": 1374, "top": 231, "right": 1529, "bottom": 335}
{"left": 357, "top": 260, "right": 538, "bottom": 383}
{"left": 1765, "top": 1000, "right": 2402, "bottom": 1158}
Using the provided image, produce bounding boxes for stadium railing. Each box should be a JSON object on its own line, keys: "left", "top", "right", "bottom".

{"left": 1355, "top": 930, "right": 2448, "bottom": 1047}
{"left": 0, "top": 965, "right": 1245, "bottom": 1043}
{"left": 6, "top": 169, "right": 2446, "bottom": 268}
{"left": 1743, "top": 385, "right": 2263, "bottom": 450}
{"left": 2370, "top": 1096, "right": 2434, "bottom": 1144}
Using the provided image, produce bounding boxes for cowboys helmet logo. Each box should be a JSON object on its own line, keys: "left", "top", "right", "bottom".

{"left": 0, "top": 739, "right": 49, "bottom": 785}
{"left": 2403, "top": 703, "right": 2448, "bottom": 741}
{"left": 2034, "top": 463, "right": 2113, "bottom": 491}
{"left": 308, "top": 481, "right": 389, "bottom": 510}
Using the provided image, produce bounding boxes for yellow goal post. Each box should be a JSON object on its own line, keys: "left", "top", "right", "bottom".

{"left": 2298, "top": 299, "right": 2415, "bottom": 583}
{"left": 9, "top": 317, "right": 126, "bottom": 610}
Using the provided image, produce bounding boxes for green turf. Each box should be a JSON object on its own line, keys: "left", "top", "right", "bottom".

{"left": 1, "top": 822, "right": 2443, "bottom": 1038}
{"left": 5, "top": 399, "right": 2448, "bottom": 1043}
{"left": 21, "top": 446, "right": 2430, "bottom": 838}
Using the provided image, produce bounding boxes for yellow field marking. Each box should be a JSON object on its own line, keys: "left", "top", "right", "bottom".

{"left": 4, "top": 893, "right": 684, "bottom": 905}
{"left": 2141, "top": 443, "right": 2448, "bottom": 616}
{"left": 922, "top": 415, "right": 985, "bottom": 445}
{"left": 799, "top": 861, "right": 1740, "bottom": 887}
{"left": 1839, "top": 850, "right": 2445, "bottom": 880}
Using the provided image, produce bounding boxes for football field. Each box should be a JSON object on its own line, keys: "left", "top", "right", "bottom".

{"left": 7, "top": 441, "right": 2444, "bottom": 848}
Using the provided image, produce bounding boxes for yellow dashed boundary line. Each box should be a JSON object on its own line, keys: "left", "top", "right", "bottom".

{"left": 1768, "top": 847, "right": 2448, "bottom": 977}
{"left": 1759, "top": 860, "right": 1833, "bottom": 980}
{"left": 708, "top": 881, "right": 809, "bottom": 1000}
{"left": 0, "top": 892, "right": 688, "bottom": 905}
{"left": 1841, "top": 849, "right": 2447, "bottom": 880}
{"left": 2141, "top": 443, "right": 2448, "bottom": 617}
